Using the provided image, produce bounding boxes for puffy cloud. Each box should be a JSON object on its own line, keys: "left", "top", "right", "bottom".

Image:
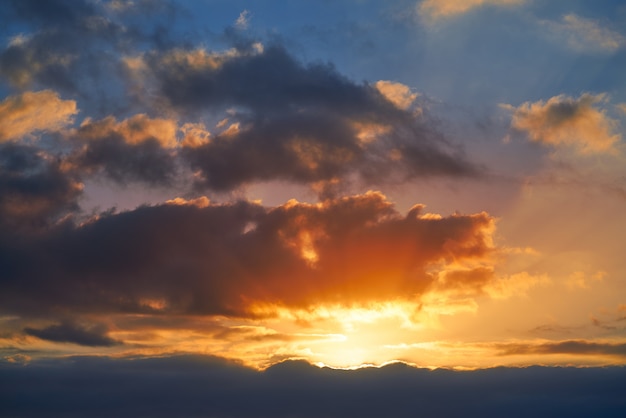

{"left": 142, "top": 45, "right": 478, "bottom": 193}
{"left": 0, "top": 192, "right": 495, "bottom": 318}
{"left": 24, "top": 320, "right": 120, "bottom": 347}
{"left": 544, "top": 14, "right": 625, "bottom": 53}
{"left": 502, "top": 93, "right": 621, "bottom": 154}
{"left": 76, "top": 114, "right": 178, "bottom": 148}
{"left": 0, "top": 90, "right": 77, "bottom": 142}
{"left": 375, "top": 80, "right": 418, "bottom": 110}
{"left": 418, "top": 0, "right": 525, "bottom": 21}
{"left": 179, "top": 122, "right": 211, "bottom": 148}
{"left": 67, "top": 114, "right": 179, "bottom": 185}
{"left": 2, "top": 1, "right": 478, "bottom": 192}
{"left": 0, "top": 143, "right": 82, "bottom": 233}
{"left": 0, "top": 0, "right": 126, "bottom": 93}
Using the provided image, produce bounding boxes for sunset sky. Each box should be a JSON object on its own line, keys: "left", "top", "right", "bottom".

{"left": 1, "top": 0, "right": 626, "bottom": 415}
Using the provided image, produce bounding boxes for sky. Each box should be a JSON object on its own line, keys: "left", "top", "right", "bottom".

{"left": 1, "top": 0, "right": 626, "bottom": 415}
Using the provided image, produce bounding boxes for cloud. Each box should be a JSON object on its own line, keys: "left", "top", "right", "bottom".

{"left": 235, "top": 10, "right": 251, "bottom": 30}
{"left": 502, "top": 93, "right": 621, "bottom": 154}
{"left": 3, "top": 0, "right": 97, "bottom": 27}
{"left": 0, "top": 143, "right": 82, "bottom": 233}
{"left": 135, "top": 44, "right": 478, "bottom": 192}
{"left": 418, "top": 0, "right": 525, "bottom": 21}
{"left": 0, "top": 90, "right": 77, "bottom": 142}
{"left": 566, "top": 270, "right": 605, "bottom": 290}
{"left": 0, "top": 0, "right": 171, "bottom": 115}
{"left": 24, "top": 321, "right": 120, "bottom": 347}
{"left": 374, "top": 80, "right": 418, "bottom": 110}
{"left": 0, "top": 192, "right": 495, "bottom": 318}
{"left": 67, "top": 115, "right": 179, "bottom": 185}
{"left": 544, "top": 14, "right": 625, "bottom": 53}
{"left": 2, "top": 1, "right": 479, "bottom": 193}
{"left": 484, "top": 271, "right": 550, "bottom": 299}
{"left": 498, "top": 340, "right": 626, "bottom": 358}
{"left": 77, "top": 114, "right": 178, "bottom": 148}
{"left": 0, "top": 0, "right": 125, "bottom": 93}
{"left": 2, "top": 355, "right": 626, "bottom": 417}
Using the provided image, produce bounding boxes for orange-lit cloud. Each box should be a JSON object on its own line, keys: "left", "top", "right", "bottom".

{"left": 180, "top": 122, "right": 211, "bottom": 148}
{"left": 566, "top": 270, "right": 605, "bottom": 290}
{"left": 418, "top": 0, "right": 525, "bottom": 20}
{"left": 375, "top": 80, "right": 418, "bottom": 110}
{"left": 78, "top": 114, "right": 178, "bottom": 148}
{"left": 0, "top": 90, "right": 77, "bottom": 142}
{"left": 165, "top": 196, "right": 211, "bottom": 208}
{"left": 502, "top": 93, "right": 621, "bottom": 154}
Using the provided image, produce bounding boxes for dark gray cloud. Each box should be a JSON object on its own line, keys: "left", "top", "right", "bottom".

{"left": 0, "top": 0, "right": 125, "bottom": 95}
{"left": 0, "top": 143, "right": 81, "bottom": 233}
{"left": 145, "top": 44, "right": 478, "bottom": 192}
{"left": 1, "top": 355, "right": 625, "bottom": 418}
{"left": 69, "top": 135, "right": 178, "bottom": 187}
{"left": 3, "top": 0, "right": 97, "bottom": 27}
{"left": 24, "top": 321, "right": 120, "bottom": 347}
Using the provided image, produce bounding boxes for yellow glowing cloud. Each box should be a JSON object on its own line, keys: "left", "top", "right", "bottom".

{"left": 502, "top": 93, "right": 621, "bottom": 154}
{"left": 418, "top": 0, "right": 525, "bottom": 20}
{"left": 375, "top": 80, "right": 418, "bottom": 110}
{"left": 165, "top": 196, "right": 211, "bottom": 208}
{"left": 0, "top": 90, "right": 77, "bottom": 141}
{"left": 483, "top": 271, "right": 550, "bottom": 299}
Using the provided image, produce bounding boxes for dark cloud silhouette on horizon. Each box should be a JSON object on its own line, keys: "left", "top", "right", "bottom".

{"left": 1, "top": 355, "right": 625, "bottom": 418}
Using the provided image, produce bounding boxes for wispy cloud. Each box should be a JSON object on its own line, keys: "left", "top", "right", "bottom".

{"left": 235, "top": 9, "right": 251, "bottom": 30}
{"left": 543, "top": 13, "right": 625, "bottom": 53}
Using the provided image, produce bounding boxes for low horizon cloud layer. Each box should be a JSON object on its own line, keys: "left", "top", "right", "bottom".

{"left": 2, "top": 355, "right": 625, "bottom": 418}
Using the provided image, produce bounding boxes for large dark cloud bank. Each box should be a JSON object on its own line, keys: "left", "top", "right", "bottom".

{"left": 1, "top": 355, "right": 625, "bottom": 418}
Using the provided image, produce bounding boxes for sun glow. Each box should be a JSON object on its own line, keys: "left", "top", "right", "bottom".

{"left": 244, "top": 301, "right": 430, "bottom": 368}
